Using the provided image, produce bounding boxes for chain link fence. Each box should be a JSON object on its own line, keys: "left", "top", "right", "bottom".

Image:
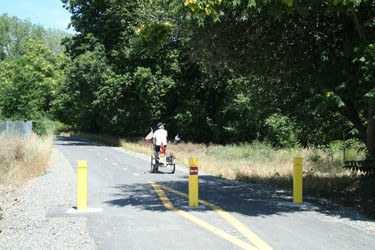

{"left": 0, "top": 120, "right": 33, "bottom": 139}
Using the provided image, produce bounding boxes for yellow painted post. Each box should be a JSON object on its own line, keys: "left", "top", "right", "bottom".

{"left": 189, "top": 158, "right": 199, "bottom": 207}
{"left": 77, "top": 160, "right": 87, "bottom": 211}
{"left": 293, "top": 157, "right": 303, "bottom": 204}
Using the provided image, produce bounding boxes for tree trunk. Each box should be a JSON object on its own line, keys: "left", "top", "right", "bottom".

{"left": 367, "top": 100, "right": 375, "bottom": 156}
{"left": 342, "top": 99, "right": 368, "bottom": 146}
{"left": 349, "top": 9, "right": 374, "bottom": 155}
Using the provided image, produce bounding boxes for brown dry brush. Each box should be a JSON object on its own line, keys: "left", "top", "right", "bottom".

{"left": 0, "top": 134, "right": 52, "bottom": 186}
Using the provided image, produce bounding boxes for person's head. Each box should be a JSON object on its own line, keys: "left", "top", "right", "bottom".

{"left": 157, "top": 122, "right": 164, "bottom": 129}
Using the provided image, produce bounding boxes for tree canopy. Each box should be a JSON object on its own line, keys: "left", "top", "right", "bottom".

{"left": 0, "top": 14, "right": 69, "bottom": 123}
{"left": 133, "top": 0, "right": 375, "bottom": 152}
{"left": 1, "top": 1, "right": 374, "bottom": 154}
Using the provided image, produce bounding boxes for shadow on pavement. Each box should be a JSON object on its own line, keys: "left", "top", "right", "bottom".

{"left": 103, "top": 175, "right": 354, "bottom": 220}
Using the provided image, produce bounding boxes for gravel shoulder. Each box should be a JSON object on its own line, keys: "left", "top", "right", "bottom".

{"left": 0, "top": 148, "right": 96, "bottom": 250}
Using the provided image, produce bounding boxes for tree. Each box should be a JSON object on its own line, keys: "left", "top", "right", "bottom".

{"left": 147, "top": 0, "right": 375, "bottom": 153}
{"left": 0, "top": 40, "right": 59, "bottom": 120}
{"left": 0, "top": 14, "right": 70, "bottom": 60}
{"left": 58, "top": 0, "right": 353, "bottom": 145}
{"left": 59, "top": 0, "right": 199, "bottom": 138}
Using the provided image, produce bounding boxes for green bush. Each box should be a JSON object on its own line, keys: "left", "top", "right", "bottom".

{"left": 308, "top": 151, "right": 321, "bottom": 163}
{"left": 53, "top": 121, "right": 74, "bottom": 134}
{"left": 264, "top": 113, "right": 299, "bottom": 147}
{"left": 32, "top": 118, "right": 56, "bottom": 135}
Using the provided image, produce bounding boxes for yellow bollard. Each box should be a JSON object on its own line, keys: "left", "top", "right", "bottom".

{"left": 77, "top": 160, "right": 87, "bottom": 211}
{"left": 293, "top": 157, "right": 303, "bottom": 204}
{"left": 189, "top": 158, "right": 199, "bottom": 207}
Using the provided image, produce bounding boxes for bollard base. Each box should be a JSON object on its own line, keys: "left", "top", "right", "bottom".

{"left": 181, "top": 205, "right": 206, "bottom": 210}
{"left": 66, "top": 207, "right": 103, "bottom": 214}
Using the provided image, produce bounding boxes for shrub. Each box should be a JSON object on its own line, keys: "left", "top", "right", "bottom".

{"left": 264, "top": 113, "right": 299, "bottom": 147}
{"left": 0, "top": 134, "right": 52, "bottom": 186}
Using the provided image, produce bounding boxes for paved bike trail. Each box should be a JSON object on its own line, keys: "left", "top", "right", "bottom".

{"left": 54, "top": 136, "right": 375, "bottom": 250}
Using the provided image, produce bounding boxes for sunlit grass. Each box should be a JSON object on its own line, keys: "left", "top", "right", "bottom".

{"left": 0, "top": 134, "right": 53, "bottom": 187}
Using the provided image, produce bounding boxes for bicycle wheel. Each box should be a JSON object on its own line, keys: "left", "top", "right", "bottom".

{"left": 170, "top": 164, "right": 175, "bottom": 174}
{"left": 151, "top": 155, "right": 154, "bottom": 173}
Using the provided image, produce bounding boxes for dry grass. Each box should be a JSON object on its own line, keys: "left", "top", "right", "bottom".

{"left": 0, "top": 133, "right": 53, "bottom": 187}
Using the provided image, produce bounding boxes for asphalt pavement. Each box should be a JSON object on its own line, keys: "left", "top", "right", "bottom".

{"left": 54, "top": 136, "right": 375, "bottom": 250}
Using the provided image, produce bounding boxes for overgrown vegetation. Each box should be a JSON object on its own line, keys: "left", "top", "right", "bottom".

{"left": 0, "top": 134, "right": 53, "bottom": 221}
{"left": 0, "top": 14, "right": 69, "bottom": 125}
{"left": 0, "top": 134, "right": 53, "bottom": 186}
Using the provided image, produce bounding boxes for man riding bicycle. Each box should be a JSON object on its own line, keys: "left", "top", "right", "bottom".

{"left": 153, "top": 122, "right": 168, "bottom": 156}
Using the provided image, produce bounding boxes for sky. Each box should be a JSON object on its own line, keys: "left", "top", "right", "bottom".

{"left": 0, "top": 0, "right": 73, "bottom": 32}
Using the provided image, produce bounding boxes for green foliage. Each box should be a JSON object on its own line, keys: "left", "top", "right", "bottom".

{"left": 264, "top": 113, "right": 299, "bottom": 147}
{"left": 0, "top": 14, "right": 70, "bottom": 134}
{"left": 52, "top": 43, "right": 117, "bottom": 132}
{"left": 32, "top": 117, "right": 57, "bottom": 135}
{"left": 1, "top": 1, "right": 373, "bottom": 150}
{"left": 161, "top": 0, "right": 375, "bottom": 152}
{"left": 135, "top": 22, "right": 174, "bottom": 54}
{"left": 2, "top": 0, "right": 368, "bottom": 152}
{"left": 56, "top": 0, "right": 364, "bottom": 148}
{"left": 0, "top": 40, "right": 59, "bottom": 120}
{"left": 53, "top": 121, "right": 74, "bottom": 134}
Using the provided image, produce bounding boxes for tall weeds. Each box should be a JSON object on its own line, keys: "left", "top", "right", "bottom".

{"left": 0, "top": 134, "right": 53, "bottom": 186}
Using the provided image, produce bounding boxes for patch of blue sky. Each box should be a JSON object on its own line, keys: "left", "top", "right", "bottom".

{"left": 0, "top": 0, "right": 73, "bottom": 32}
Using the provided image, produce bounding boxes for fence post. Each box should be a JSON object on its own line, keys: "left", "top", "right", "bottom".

{"left": 5, "top": 121, "right": 9, "bottom": 138}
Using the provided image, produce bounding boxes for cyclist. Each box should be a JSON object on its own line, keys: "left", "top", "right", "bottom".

{"left": 153, "top": 122, "right": 168, "bottom": 155}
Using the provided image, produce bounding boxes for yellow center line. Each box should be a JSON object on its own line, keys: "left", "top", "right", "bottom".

{"left": 123, "top": 168, "right": 127, "bottom": 171}
{"left": 112, "top": 163, "right": 118, "bottom": 166}
{"left": 104, "top": 158, "right": 108, "bottom": 161}
{"left": 148, "top": 181, "right": 258, "bottom": 250}
{"left": 156, "top": 184, "right": 273, "bottom": 250}
{"left": 133, "top": 173, "right": 140, "bottom": 176}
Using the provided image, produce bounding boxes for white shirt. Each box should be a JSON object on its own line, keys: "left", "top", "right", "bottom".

{"left": 153, "top": 129, "right": 168, "bottom": 146}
